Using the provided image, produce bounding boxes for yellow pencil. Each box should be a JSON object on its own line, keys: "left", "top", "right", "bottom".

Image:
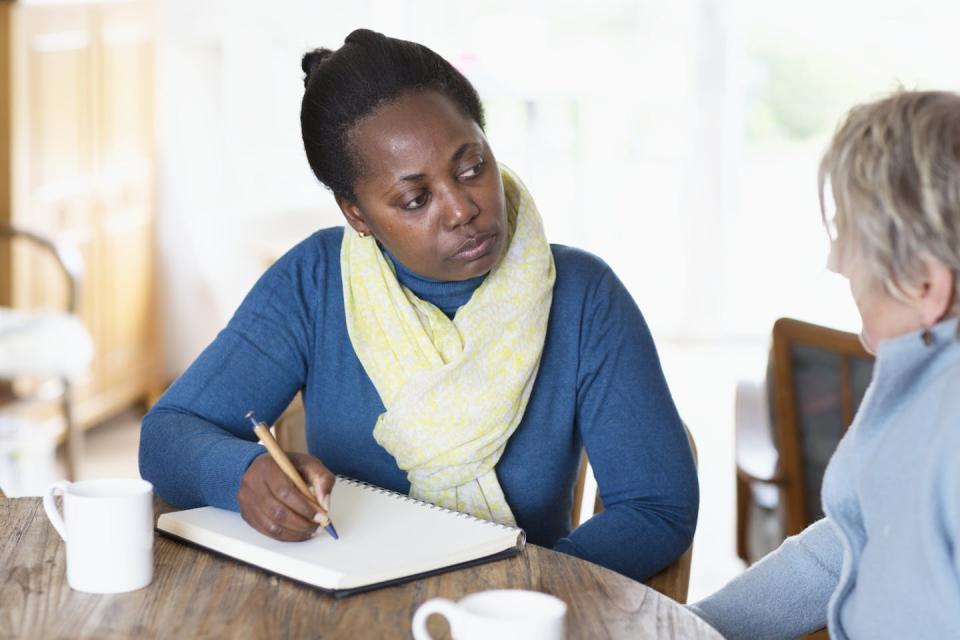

{"left": 245, "top": 410, "right": 339, "bottom": 540}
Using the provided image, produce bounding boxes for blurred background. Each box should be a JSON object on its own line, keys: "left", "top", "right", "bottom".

{"left": 2, "top": 0, "right": 958, "bottom": 600}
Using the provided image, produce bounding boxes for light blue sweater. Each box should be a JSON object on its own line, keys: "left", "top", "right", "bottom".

{"left": 690, "top": 318, "right": 960, "bottom": 639}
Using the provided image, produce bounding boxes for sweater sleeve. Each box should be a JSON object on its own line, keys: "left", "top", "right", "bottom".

{"left": 139, "top": 243, "right": 317, "bottom": 510}
{"left": 688, "top": 518, "right": 842, "bottom": 639}
{"left": 552, "top": 264, "right": 699, "bottom": 582}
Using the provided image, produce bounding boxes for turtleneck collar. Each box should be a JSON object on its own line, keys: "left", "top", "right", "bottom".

{"left": 863, "top": 316, "right": 960, "bottom": 418}
{"left": 874, "top": 316, "right": 959, "bottom": 369}
{"left": 381, "top": 244, "right": 487, "bottom": 318}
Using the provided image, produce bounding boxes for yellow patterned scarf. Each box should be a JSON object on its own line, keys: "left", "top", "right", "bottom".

{"left": 340, "top": 166, "right": 555, "bottom": 525}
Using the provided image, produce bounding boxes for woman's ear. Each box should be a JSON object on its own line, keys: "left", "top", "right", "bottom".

{"left": 335, "top": 195, "right": 372, "bottom": 237}
{"left": 915, "top": 255, "right": 956, "bottom": 326}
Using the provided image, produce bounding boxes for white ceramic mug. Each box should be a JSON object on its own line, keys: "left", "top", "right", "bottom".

{"left": 43, "top": 478, "right": 154, "bottom": 594}
{"left": 412, "top": 589, "right": 567, "bottom": 640}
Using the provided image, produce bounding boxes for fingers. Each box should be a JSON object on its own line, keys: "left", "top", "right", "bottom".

{"left": 246, "top": 494, "right": 317, "bottom": 541}
{"left": 238, "top": 453, "right": 327, "bottom": 541}
{"left": 269, "top": 473, "right": 324, "bottom": 522}
{"left": 291, "top": 453, "right": 336, "bottom": 512}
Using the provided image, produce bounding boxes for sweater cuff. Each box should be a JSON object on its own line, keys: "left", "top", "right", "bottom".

{"left": 200, "top": 438, "right": 267, "bottom": 511}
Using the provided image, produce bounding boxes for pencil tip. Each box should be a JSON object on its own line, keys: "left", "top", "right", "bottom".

{"left": 326, "top": 523, "right": 339, "bottom": 540}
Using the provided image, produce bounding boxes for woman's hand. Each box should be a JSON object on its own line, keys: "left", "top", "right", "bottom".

{"left": 237, "top": 452, "right": 336, "bottom": 541}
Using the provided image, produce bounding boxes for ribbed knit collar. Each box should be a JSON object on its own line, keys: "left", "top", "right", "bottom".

{"left": 865, "top": 316, "right": 960, "bottom": 418}
{"left": 874, "top": 316, "right": 959, "bottom": 370}
{"left": 381, "top": 245, "right": 487, "bottom": 318}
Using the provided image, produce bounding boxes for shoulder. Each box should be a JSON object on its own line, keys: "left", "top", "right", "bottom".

{"left": 550, "top": 244, "right": 619, "bottom": 296}
{"left": 233, "top": 226, "right": 344, "bottom": 322}
{"left": 550, "top": 243, "right": 636, "bottom": 307}
{"left": 547, "top": 244, "right": 650, "bottom": 346}
{"left": 551, "top": 243, "right": 612, "bottom": 278}
{"left": 264, "top": 226, "right": 344, "bottom": 289}
{"left": 273, "top": 226, "right": 344, "bottom": 271}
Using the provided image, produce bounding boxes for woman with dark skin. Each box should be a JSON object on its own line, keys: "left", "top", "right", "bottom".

{"left": 240, "top": 90, "right": 508, "bottom": 538}
{"left": 140, "top": 29, "right": 698, "bottom": 582}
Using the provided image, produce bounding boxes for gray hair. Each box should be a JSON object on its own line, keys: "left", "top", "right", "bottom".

{"left": 818, "top": 90, "right": 960, "bottom": 314}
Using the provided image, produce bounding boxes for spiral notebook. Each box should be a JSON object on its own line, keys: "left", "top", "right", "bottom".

{"left": 156, "top": 477, "right": 526, "bottom": 597}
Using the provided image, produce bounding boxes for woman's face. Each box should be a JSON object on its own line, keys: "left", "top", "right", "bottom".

{"left": 338, "top": 90, "right": 507, "bottom": 282}
{"left": 827, "top": 240, "right": 925, "bottom": 354}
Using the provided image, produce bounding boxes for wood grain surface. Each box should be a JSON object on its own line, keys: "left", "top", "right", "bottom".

{"left": 0, "top": 497, "right": 721, "bottom": 639}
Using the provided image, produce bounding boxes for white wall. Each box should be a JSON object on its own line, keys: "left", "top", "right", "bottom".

{"left": 155, "top": 1, "right": 374, "bottom": 374}
{"left": 155, "top": 1, "right": 727, "bottom": 375}
{"left": 156, "top": 0, "right": 960, "bottom": 372}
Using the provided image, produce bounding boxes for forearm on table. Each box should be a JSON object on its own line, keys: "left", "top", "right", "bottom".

{"left": 554, "top": 500, "right": 695, "bottom": 582}
{"left": 138, "top": 336, "right": 303, "bottom": 511}
{"left": 138, "top": 292, "right": 309, "bottom": 510}
{"left": 139, "top": 406, "right": 265, "bottom": 510}
{"left": 688, "top": 518, "right": 841, "bottom": 640}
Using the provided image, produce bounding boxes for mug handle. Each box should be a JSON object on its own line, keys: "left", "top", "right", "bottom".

{"left": 43, "top": 480, "right": 72, "bottom": 541}
{"left": 412, "top": 598, "right": 459, "bottom": 640}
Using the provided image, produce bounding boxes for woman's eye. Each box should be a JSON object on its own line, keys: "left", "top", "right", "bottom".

{"left": 459, "top": 160, "right": 485, "bottom": 180}
{"left": 402, "top": 193, "right": 428, "bottom": 210}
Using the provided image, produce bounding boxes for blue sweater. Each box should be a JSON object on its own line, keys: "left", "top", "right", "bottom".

{"left": 690, "top": 318, "right": 960, "bottom": 638}
{"left": 140, "top": 227, "right": 699, "bottom": 582}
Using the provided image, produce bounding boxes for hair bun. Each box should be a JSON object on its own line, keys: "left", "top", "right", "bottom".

{"left": 301, "top": 48, "right": 335, "bottom": 88}
{"left": 345, "top": 28, "right": 384, "bottom": 46}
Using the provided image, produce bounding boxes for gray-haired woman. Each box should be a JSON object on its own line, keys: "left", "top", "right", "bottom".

{"left": 690, "top": 90, "right": 960, "bottom": 638}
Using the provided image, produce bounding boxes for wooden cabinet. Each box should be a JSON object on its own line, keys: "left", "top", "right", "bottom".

{"left": 0, "top": 0, "right": 159, "bottom": 429}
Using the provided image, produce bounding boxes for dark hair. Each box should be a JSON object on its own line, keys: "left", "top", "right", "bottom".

{"left": 300, "top": 29, "right": 485, "bottom": 201}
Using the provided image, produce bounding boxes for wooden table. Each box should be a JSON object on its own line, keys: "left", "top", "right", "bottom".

{"left": 1, "top": 497, "right": 722, "bottom": 639}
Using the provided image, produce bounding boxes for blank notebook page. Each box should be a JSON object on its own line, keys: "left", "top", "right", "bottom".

{"left": 157, "top": 477, "right": 525, "bottom": 594}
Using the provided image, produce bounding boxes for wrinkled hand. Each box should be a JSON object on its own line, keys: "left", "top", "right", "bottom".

{"left": 237, "top": 452, "right": 336, "bottom": 541}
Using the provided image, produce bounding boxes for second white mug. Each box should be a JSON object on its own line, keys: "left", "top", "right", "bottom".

{"left": 43, "top": 477, "right": 154, "bottom": 594}
{"left": 412, "top": 589, "right": 567, "bottom": 640}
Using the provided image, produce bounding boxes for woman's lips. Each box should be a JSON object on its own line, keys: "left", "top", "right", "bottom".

{"left": 452, "top": 233, "right": 497, "bottom": 261}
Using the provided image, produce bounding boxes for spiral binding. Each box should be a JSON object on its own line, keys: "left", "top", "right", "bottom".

{"left": 337, "top": 475, "right": 527, "bottom": 548}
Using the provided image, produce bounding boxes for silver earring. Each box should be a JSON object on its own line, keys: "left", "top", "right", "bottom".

{"left": 358, "top": 230, "right": 368, "bottom": 238}
{"left": 922, "top": 328, "right": 935, "bottom": 346}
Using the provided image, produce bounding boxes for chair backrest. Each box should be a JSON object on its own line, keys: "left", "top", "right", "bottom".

{"left": 275, "top": 392, "right": 308, "bottom": 454}
{"left": 0, "top": 224, "right": 83, "bottom": 312}
{"left": 572, "top": 422, "right": 697, "bottom": 603}
{"left": 770, "top": 318, "right": 873, "bottom": 536}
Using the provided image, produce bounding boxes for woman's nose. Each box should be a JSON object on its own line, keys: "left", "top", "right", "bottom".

{"left": 441, "top": 186, "right": 479, "bottom": 229}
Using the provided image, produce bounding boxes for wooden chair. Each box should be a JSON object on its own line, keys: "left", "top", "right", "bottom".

{"left": 277, "top": 400, "right": 697, "bottom": 602}
{"left": 0, "top": 225, "right": 92, "bottom": 480}
{"left": 736, "top": 318, "right": 873, "bottom": 563}
{"left": 572, "top": 423, "right": 696, "bottom": 603}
